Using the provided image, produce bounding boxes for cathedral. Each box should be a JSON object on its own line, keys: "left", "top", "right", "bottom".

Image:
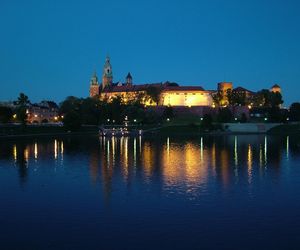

{"left": 89, "top": 57, "right": 281, "bottom": 107}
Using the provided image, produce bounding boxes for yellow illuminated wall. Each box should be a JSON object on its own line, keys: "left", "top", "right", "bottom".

{"left": 100, "top": 89, "right": 213, "bottom": 107}
{"left": 161, "top": 91, "right": 213, "bottom": 107}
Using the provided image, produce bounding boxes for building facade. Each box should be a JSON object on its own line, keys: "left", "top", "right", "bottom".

{"left": 89, "top": 57, "right": 281, "bottom": 108}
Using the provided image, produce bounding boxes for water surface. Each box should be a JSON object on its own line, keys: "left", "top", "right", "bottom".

{"left": 1, "top": 135, "right": 300, "bottom": 249}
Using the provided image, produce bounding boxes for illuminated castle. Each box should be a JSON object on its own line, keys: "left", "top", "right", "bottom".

{"left": 89, "top": 57, "right": 281, "bottom": 107}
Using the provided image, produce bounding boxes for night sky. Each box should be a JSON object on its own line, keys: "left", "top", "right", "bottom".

{"left": 1, "top": 0, "right": 299, "bottom": 106}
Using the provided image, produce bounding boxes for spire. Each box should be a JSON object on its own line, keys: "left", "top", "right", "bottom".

{"left": 90, "top": 71, "right": 98, "bottom": 85}
{"left": 126, "top": 72, "right": 133, "bottom": 86}
{"left": 126, "top": 72, "right": 132, "bottom": 79}
{"left": 102, "top": 56, "right": 113, "bottom": 89}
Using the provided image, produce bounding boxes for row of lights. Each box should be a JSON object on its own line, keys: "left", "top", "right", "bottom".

{"left": 12, "top": 114, "right": 64, "bottom": 120}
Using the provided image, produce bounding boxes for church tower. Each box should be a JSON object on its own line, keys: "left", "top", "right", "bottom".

{"left": 126, "top": 72, "right": 132, "bottom": 86}
{"left": 102, "top": 56, "right": 113, "bottom": 89}
{"left": 89, "top": 71, "right": 100, "bottom": 97}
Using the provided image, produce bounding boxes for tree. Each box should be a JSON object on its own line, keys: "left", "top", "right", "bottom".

{"left": 15, "top": 93, "right": 30, "bottom": 126}
{"left": 211, "top": 91, "right": 223, "bottom": 107}
{"left": 17, "top": 93, "right": 30, "bottom": 106}
{"left": 0, "top": 106, "right": 13, "bottom": 123}
{"left": 80, "top": 97, "right": 102, "bottom": 125}
{"left": 201, "top": 114, "right": 213, "bottom": 130}
{"left": 269, "top": 92, "right": 283, "bottom": 107}
{"left": 110, "top": 96, "right": 124, "bottom": 123}
{"left": 59, "top": 96, "right": 81, "bottom": 114}
{"left": 217, "top": 107, "right": 233, "bottom": 122}
{"left": 63, "top": 111, "right": 82, "bottom": 131}
{"left": 227, "top": 89, "right": 247, "bottom": 106}
{"left": 249, "top": 92, "right": 265, "bottom": 107}
{"left": 121, "top": 104, "right": 145, "bottom": 123}
{"left": 145, "top": 86, "right": 162, "bottom": 105}
{"left": 240, "top": 113, "right": 248, "bottom": 123}
{"left": 289, "top": 102, "right": 300, "bottom": 121}
{"left": 162, "top": 106, "right": 174, "bottom": 119}
{"left": 255, "top": 89, "right": 283, "bottom": 108}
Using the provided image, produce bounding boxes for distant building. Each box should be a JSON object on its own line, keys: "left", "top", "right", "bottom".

{"left": 89, "top": 57, "right": 282, "bottom": 108}
{"left": 27, "top": 101, "right": 59, "bottom": 123}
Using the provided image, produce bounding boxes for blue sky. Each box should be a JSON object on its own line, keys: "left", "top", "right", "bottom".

{"left": 0, "top": 0, "right": 299, "bottom": 106}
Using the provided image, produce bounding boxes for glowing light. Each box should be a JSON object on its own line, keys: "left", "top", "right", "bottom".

{"left": 112, "top": 136, "right": 115, "bottom": 162}
{"left": 13, "top": 114, "right": 17, "bottom": 119}
{"left": 200, "top": 137, "right": 203, "bottom": 160}
{"left": 61, "top": 141, "right": 64, "bottom": 155}
{"left": 34, "top": 114, "right": 38, "bottom": 118}
{"left": 54, "top": 116, "right": 58, "bottom": 120}
{"left": 34, "top": 143, "right": 38, "bottom": 159}
{"left": 247, "top": 144, "right": 253, "bottom": 183}
{"left": 167, "top": 137, "right": 170, "bottom": 158}
{"left": 133, "top": 137, "right": 137, "bottom": 167}
{"left": 54, "top": 140, "right": 58, "bottom": 159}
{"left": 13, "top": 144, "right": 17, "bottom": 160}
{"left": 259, "top": 144, "right": 263, "bottom": 167}
{"left": 286, "top": 136, "right": 289, "bottom": 160}
{"left": 24, "top": 148, "right": 29, "bottom": 161}
{"left": 264, "top": 136, "right": 268, "bottom": 166}
{"left": 139, "top": 135, "right": 142, "bottom": 154}
{"left": 234, "top": 136, "right": 238, "bottom": 166}
{"left": 166, "top": 118, "right": 170, "bottom": 122}
{"left": 107, "top": 140, "right": 110, "bottom": 166}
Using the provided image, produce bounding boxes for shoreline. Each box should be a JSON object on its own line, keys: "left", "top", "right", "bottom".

{"left": 1, "top": 123, "right": 299, "bottom": 139}
{"left": 0, "top": 131, "right": 98, "bottom": 140}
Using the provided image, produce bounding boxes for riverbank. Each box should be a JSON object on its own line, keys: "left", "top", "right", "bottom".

{"left": 151, "top": 123, "right": 300, "bottom": 136}
{"left": 1, "top": 122, "right": 300, "bottom": 139}
{"left": 0, "top": 124, "right": 99, "bottom": 140}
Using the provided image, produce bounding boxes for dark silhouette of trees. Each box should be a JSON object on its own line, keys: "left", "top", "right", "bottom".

{"left": 211, "top": 91, "right": 223, "bottom": 107}
{"left": 162, "top": 106, "right": 174, "bottom": 119}
{"left": 217, "top": 107, "right": 233, "bottom": 122}
{"left": 0, "top": 106, "right": 13, "bottom": 123}
{"left": 201, "top": 114, "right": 213, "bottom": 130}
{"left": 145, "top": 86, "right": 162, "bottom": 105}
{"left": 15, "top": 93, "right": 30, "bottom": 126}
{"left": 289, "top": 103, "right": 300, "bottom": 121}
{"left": 227, "top": 89, "right": 247, "bottom": 106}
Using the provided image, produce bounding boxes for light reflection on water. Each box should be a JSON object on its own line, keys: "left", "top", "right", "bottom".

{"left": 1, "top": 135, "right": 300, "bottom": 249}
{"left": 1, "top": 135, "right": 295, "bottom": 196}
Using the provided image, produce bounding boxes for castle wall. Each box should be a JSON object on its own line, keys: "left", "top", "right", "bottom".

{"left": 161, "top": 91, "right": 213, "bottom": 107}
